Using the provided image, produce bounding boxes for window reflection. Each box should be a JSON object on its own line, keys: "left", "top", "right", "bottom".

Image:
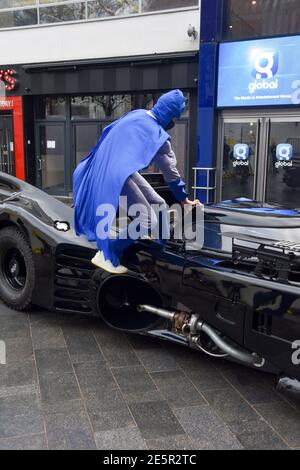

{"left": 0, "top": 0, "right": 36, "bottom": 8}
{"left": 71, "top": 96, "right": 132, "bottom": 120}
{"left": 224, "top": 0, "right": 300, "bottom": 40}
{"left": 142, "top": 0, "right": 197, "bottom": 12}
{"left": 40, "top": 2, "right": 85, "bottom": 23}
{"left": 266, "top": 122, "right": 300, "bottom": 208}
{"left": 0, "top": 8, "right": 37, "bottom": 27}
{"left": 0, "top": 0, "right": 198, "bottom": 28}
{"left": 88, "top": 0, "right": 138, "bottom": 19}
{"left": 36, "top": 97, "right": 66, "bottom": 119}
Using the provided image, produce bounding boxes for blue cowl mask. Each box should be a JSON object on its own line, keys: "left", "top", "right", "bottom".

{"left": 151, "top": 89, "right": 186, "bottom": 129}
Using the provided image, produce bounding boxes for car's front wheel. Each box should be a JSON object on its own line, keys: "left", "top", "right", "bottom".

{"left": 0, "top": 226, "right": 35, "bottom": 310}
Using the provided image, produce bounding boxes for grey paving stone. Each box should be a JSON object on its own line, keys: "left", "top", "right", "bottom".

{"left": 255, "top": 402, "right": 300, "bottom": 448}
{"left": 0, "top": 311, "right": 30, "bottom": 339}
{"left": 174, "top": 405, "right": 243, "bottom": 450}
{"left": 220, "top": 363, "right": 282, "bottom": 405}
{"left": 0, "top": 392, "right": 42, "bottom": 418}
{"left": 237, "top": 430, "right": 289, "bottom": 450}
{"left": 112, "top": 366, "right": 157, "bottom": 395}
{"left": 84, "top": 388, "right": 129, "bottom": 414}
{"left": 90, "top": 409, "right": 135, "bottom": 433}
{"left": 129, "top": 400, "right": 184, "bottom": 439}
{"left": 127, "top": 334, "right": 162, "bottom": 351}
{"left": 124, "top": 390, "right": 164, "bottom": 404}
{"left": 134, "top": 347, "right": 180, "bottom": 373}
{"left": 0, "top": 434, "right": 47, "bottom": 450}
{"left": 0, "top": 360, "right": 37, "bottom": 389}
{"left": 85, "top": 390, "right": 135, "bottom": 432}
{"left": 150, "top": 370, "right": 206, "bottom": 408}
{"left": 0, "top": 384, "right": 39, "bottom": 399}
{"left": 35, "top": 348, "right": 73, "bottom": 376}
{"left": 94, "top": 327, "right": 140, "bottom": 367}
{"left": 4, "top": 337, "right": 33, "bottom": 364}
{"left": 202, "top": 387, "right": 261, "bottom": 425}
{"left": 74, "top": 361, "right": 117, "bottom": 393}
{"left": 0, "top": 412, "right": 44, "bottom": 439}
{"left": 229, "top": 416, "right": 289, "bottom": 449}
{"left": 39, "top": 372, "right": 82, "bottom": 414}
{"left": 168, "top": 343, "right": 217, "bottom": 370}
{"left": 63, "top": 328, "right": 104, "bottom": 364}
{"left": 146, "top": 435, "right": 194, "bottom": 450}
{"left": 45, "top": 411, "right": 96, "bottom": 450}
{"left": 184, "top": 360, "right": 229, "bottom": 392}
{"left": 95, "top": 426, "right": 147, "bottom": 450}
{"left": 31, "top": 326, "right": 66, "bottom": 350}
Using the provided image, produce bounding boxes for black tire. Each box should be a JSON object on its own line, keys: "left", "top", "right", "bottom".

{"left": 0, "top": 226, "right": 35, "bottom": 311}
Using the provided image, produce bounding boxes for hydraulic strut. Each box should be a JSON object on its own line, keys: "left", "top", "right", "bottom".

{"left": 137, "top": 304, "right": 265, "bottom": 368}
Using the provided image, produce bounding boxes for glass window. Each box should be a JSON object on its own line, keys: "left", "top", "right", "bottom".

{"left": 266, "top": 121, "right": 300, "bottom": 208}
{"left": 39, "top": 2, "right": 85, "bottom": 23}
{"left": 71, "top": 95, "right": 132, "bottom": 120}
{"left": 223, "top": 0, "right": 300, "bottom": 40}
{"left": 222, "top": 121, "right": 258, "bottom": 201}
{"left": 142, "top": 0, "right": 198, "bottom": 12}
{"left": 0, "top": 8, "right": 37, "bottom": 27}
{"left": 88, "top": 0, "right": 138, "bottom": 19}
{"left": 0, "top": 0, "right": 36, "bottom": 8}
{"left": 36, "top": 97, "right": 66, "bottom": 119}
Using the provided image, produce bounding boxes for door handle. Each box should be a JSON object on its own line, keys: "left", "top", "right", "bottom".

{"left": 37, "top": 158, "right": 43, "bottom": 171}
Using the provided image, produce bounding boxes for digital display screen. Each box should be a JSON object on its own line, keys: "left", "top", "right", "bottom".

{"left": 217, "top": 35, "right": 300, "bottom": 107}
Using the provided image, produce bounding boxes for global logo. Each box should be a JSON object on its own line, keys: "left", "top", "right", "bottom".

{"left": 233, "top": 144, "right": 250, "bottom": 167}
{"left": 249, "top": 50, "right": 279, "bottom": 94}
{"left": 275, "top": 144, "right": 293, "bottom": 169}
{"left": 252, "top": 50, "right": 279, "bottom": 79}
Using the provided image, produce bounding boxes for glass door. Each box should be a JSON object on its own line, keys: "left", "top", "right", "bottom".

{"left": 220, "top": 119, "right": 260, "bottom": 201}
{"left": 265, "top": 118, "right": 300, "bottom": 208}
{"left": 36, "top": 123, "right": 66, "bottom": 195}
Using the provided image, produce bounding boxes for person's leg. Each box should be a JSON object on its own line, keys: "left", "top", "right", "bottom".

{"left": 130, "top": 172, "right": 170, "bottom": 241}
{"left": 111, "top": 174, "right": 159, "bottom": 257}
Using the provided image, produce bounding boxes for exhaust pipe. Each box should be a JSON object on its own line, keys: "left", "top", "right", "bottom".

{"left": 137, "top": 304, "right": 176, "bottom": 321}
{"left": 137, "top": 304, "right": 264, "bottom": 368}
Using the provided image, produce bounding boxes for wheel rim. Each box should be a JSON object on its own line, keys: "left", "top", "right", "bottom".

{"left": 3, "top": 247, "right": 27, "bottom": 290}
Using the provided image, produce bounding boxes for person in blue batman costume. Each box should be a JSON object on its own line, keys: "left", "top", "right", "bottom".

{"left": 73, "top": 89, "right": 202, "bottom": 274}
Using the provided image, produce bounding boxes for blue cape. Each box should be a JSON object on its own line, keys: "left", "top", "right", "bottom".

{"left": 73, "top": 89, "right": 186, "bottom": 263}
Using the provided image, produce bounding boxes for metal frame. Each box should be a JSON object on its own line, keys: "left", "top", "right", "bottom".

{"left": 217, "top": 109, "right": 300, "bottom": 203}
{"left": 192, "top": 167, "right": 216, "bottom": 203}
{"left": 35, "top": 120, "right": 67, "bottom": 194}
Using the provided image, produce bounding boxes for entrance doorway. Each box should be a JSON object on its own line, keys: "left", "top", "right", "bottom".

{"left": 0, "top": 112, "right": 15, "bottom": 176}
{"left": 218, "top": 110, "right": 300, "bottom": 208}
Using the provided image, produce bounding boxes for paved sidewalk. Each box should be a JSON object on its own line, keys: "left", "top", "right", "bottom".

{"left": 0, "top": 302, "right": 299, "bottom": 450}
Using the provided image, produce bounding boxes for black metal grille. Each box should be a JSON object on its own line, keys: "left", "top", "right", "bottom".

{"left": 253, "top": 311, "right": 273, "bottom": 336}
{"left": 54, "top": 245, "right": 96, "bottom": 315}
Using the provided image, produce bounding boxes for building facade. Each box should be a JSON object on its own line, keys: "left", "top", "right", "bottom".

{"left": 0, "top": 0, "right": 200, "bottom": 196}
{"left": 198, "top": 0, "right": 300, "bottom": 208}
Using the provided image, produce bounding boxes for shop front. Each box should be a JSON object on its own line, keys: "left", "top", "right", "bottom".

{"left": 216, "top": 35, "right": 300, "bottom": 208}
{"left": 197, "top": 0, "right": 300, "bottom": 208}
{"left": 2, "top": 53, "right": 198, "bottom": 197}
{"left": 0, "top": 95, "right": 25, "bottom": 180}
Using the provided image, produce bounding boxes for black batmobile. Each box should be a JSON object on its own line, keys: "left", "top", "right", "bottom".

{"left": 0, "top": 172, "right": 300, "bottom": 389}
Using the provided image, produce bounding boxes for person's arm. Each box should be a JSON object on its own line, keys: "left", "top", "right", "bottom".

{"left": 153, "top": 141, "right": 202, "bottom": 206}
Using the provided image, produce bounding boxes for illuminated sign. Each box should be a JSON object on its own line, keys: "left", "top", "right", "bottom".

{"left": 233, "top": 144, "right": 250, "bottom": 168}
{"left": 275, "top": 144, "right": 293, "bottom": 169}
{"left": 217, "top": 35, "right": 300, "bottom": 107}
{"left": 0, "top": 69, "right": 17, "bottom": 91}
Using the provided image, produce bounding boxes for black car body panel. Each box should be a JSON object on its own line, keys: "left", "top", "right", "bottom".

{"left": 0, "top": 173, "right": 300, "bottom": 383}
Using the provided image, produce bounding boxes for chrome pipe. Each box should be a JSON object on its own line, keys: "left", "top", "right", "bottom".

{"left": 137, "top": 304, "right": 176, "bottom": 321}
{"left": 198, "top": 322, "right": 264, "bottom": 368}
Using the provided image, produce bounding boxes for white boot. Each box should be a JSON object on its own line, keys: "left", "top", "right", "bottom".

{"left": 91, "top": 251, "right": 128, "bottom": 274}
